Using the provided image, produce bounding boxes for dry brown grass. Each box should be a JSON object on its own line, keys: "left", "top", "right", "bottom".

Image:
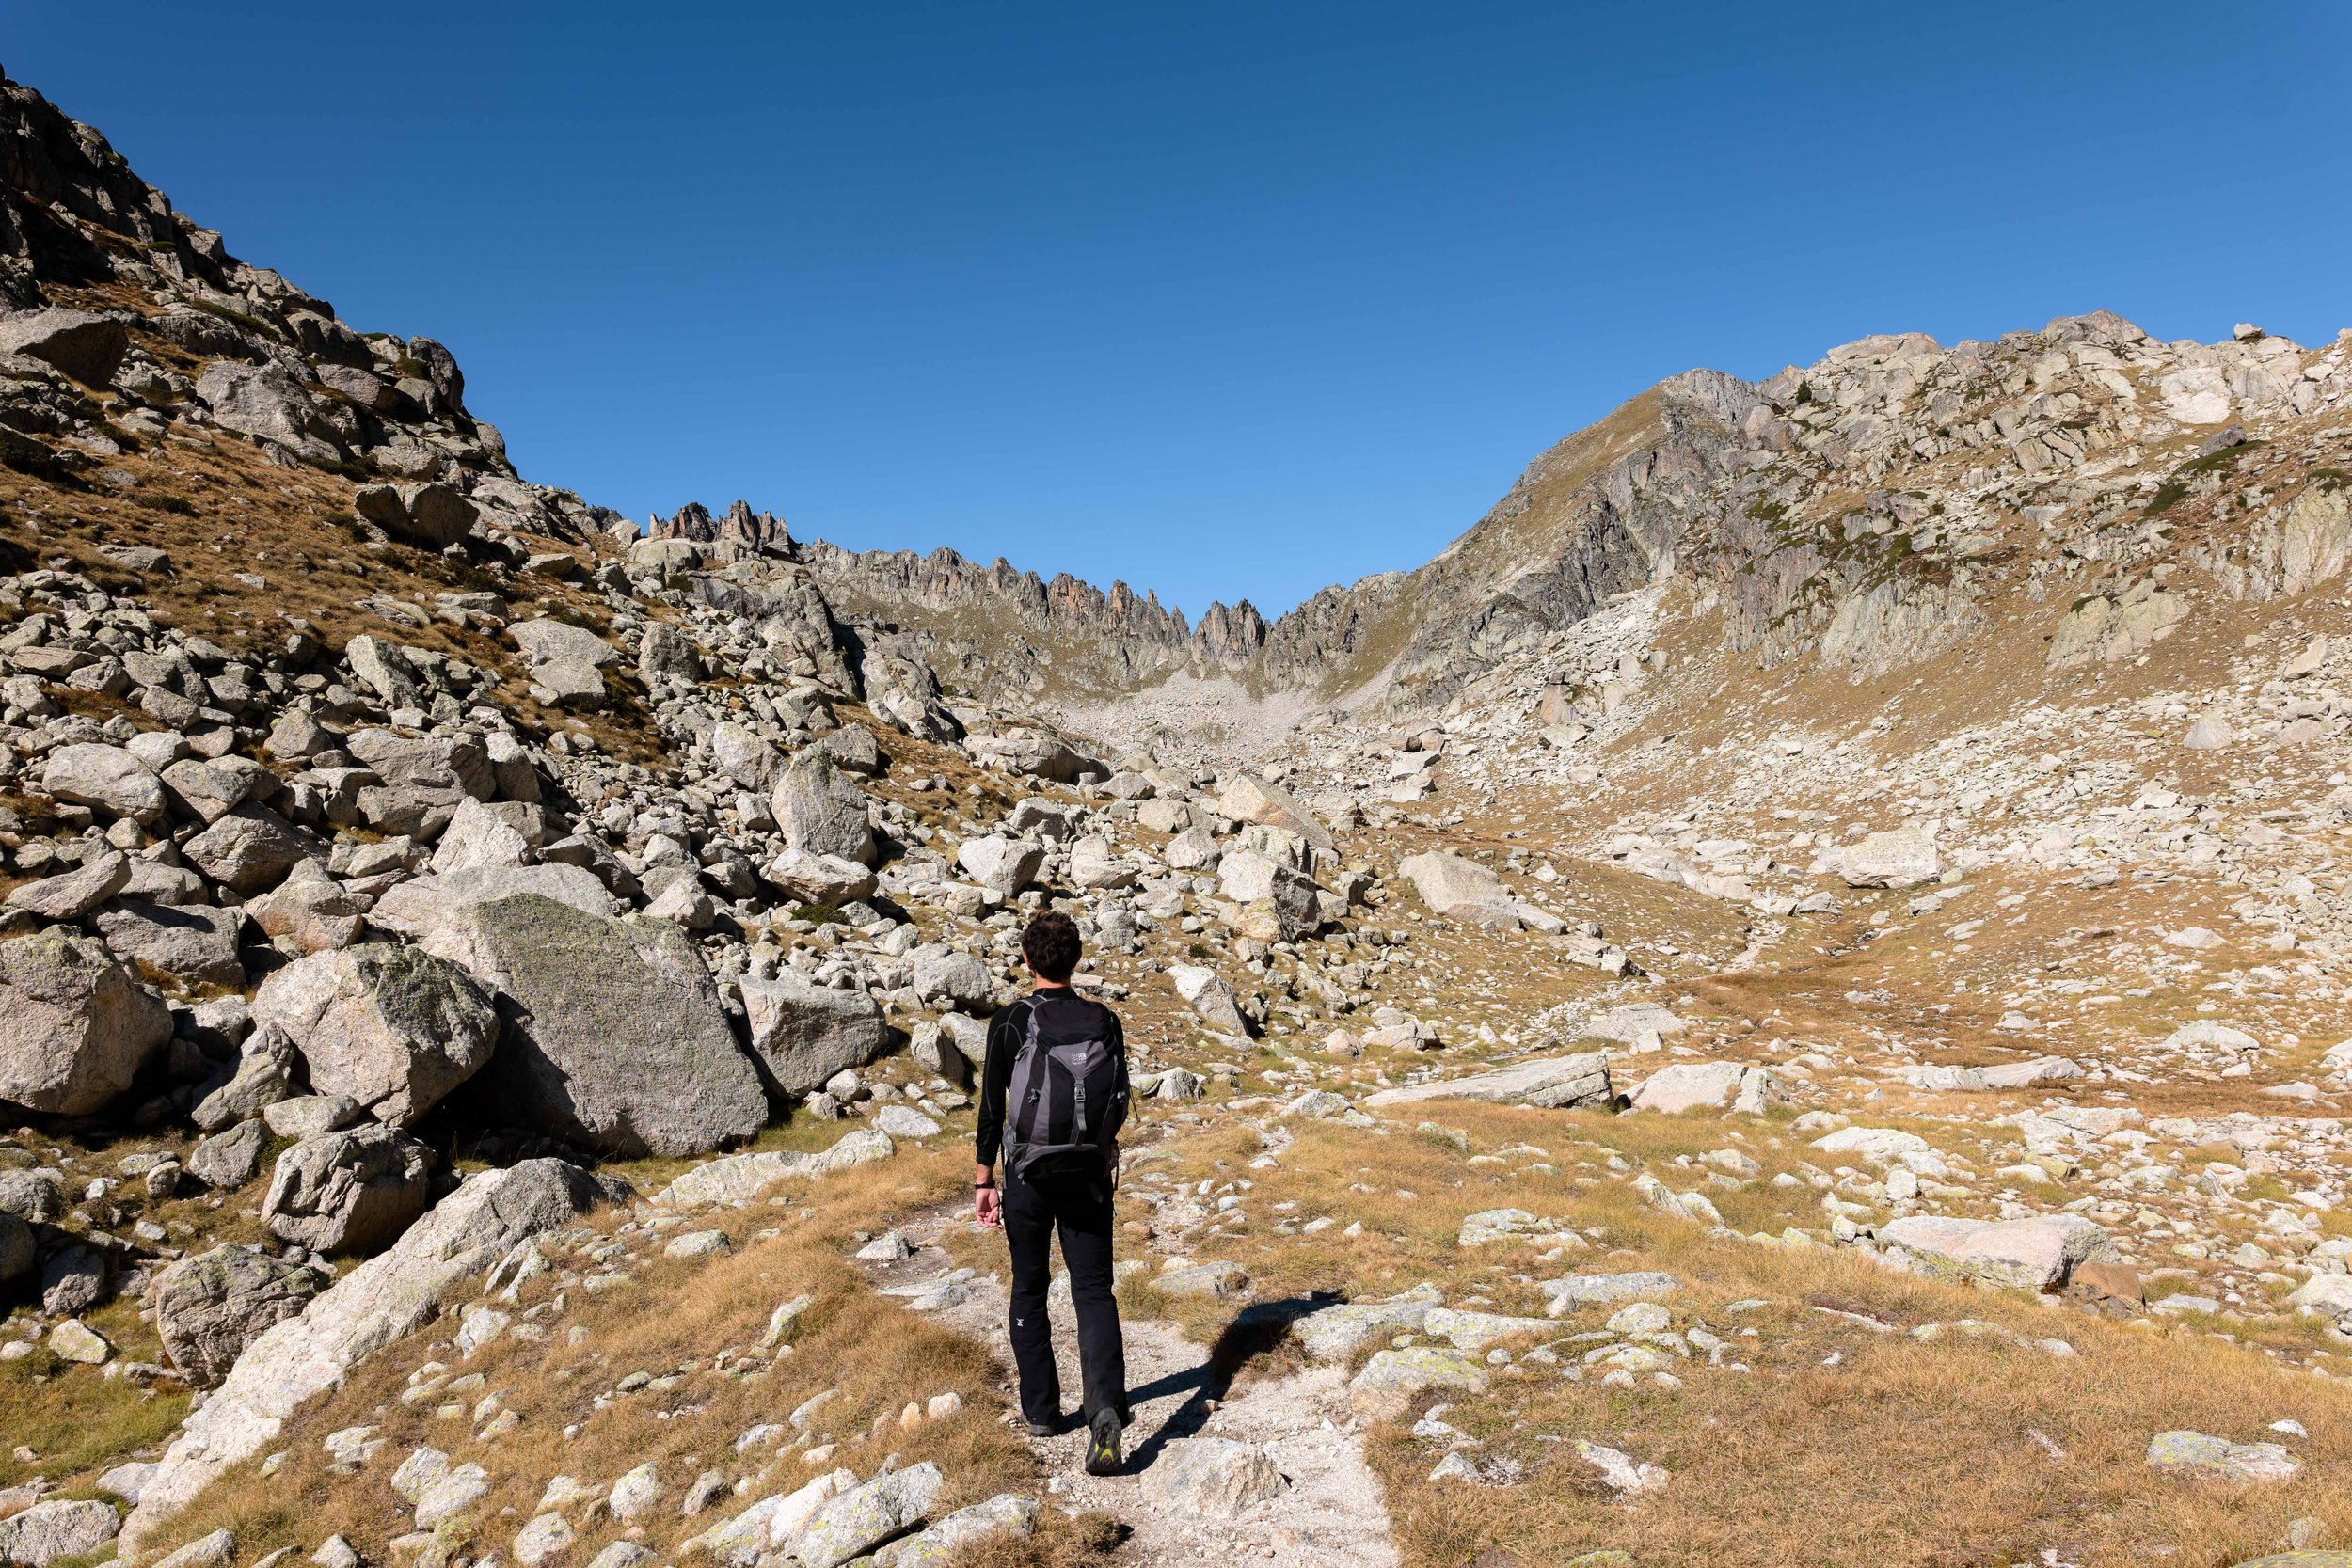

{"left": 1117, "top": 1102, "right": 2352, "bottom": 1568}
{"left": 142, "top": 1144, "right": 1050, "bottom": 1563}
{"left": 1, "top": 426, "right": 664, "bottom": 763}
{"left": 936, "top": 1507, "right": 1120, "bottom": 1567}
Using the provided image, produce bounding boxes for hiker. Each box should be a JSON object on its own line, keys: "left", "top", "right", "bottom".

{"left": 974, "top": 909, "right": 1132, "bottom": 1476}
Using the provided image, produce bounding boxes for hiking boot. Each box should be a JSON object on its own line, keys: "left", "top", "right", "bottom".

{"left": 1084, "top": 1407, "right": 1123, "bottom": 1476}
{"left": 1024, "top": 1418, "right": 1058, "bottom": 1438}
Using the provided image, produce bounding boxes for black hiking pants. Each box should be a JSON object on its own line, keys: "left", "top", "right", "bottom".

{"left": 1003, "top": 1164, "right": 1127, "bottom": 1429}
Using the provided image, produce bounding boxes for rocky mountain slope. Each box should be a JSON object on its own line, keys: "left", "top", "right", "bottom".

{"left": 3, "top": 62, "right": 2352, "bottom": 1568}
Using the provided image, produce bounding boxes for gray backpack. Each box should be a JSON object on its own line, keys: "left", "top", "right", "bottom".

{"left": 1006, "top": 997, "right": 1127, "bottom": 1184}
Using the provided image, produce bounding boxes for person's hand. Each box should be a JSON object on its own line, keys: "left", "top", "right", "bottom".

{"left": 975, "top": 1184, "right": 1002, "bottom": 1228}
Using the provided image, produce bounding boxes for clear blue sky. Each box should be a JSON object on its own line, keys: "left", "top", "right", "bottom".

{"left": 9, "top": 3, "right": 2349, "bottom": 619}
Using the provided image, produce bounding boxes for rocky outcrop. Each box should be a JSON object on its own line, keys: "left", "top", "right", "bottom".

{"left": 0, "top": 1501, "right": 119, "bottom": 1568}
{"left": 0, "top": 307, "right": 128, "bottom": 386}
{"left": 651, "top": 499, "right": 793, "bottom": 558}
{"left": 1876, "top": 1213, "right": 2117, "bottom": 1291}
{"left": 1397, "top": 851, "right": 1518, "bottom": 931}
{"left": 40, "top": 743, "right": 166, "bottom": 824}
{"left": 1364, "top": 1053, "right": 1613, "bottom": 1110}
{"left": 354, "top": 482, "right": 480, "bottom": 550}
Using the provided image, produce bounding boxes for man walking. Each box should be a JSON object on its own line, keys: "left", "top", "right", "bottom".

{"left": 974, "top": 910, "right": 1131, "bottom": 1475}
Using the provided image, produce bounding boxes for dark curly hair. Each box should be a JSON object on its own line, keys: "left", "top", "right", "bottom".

{"left": 1021, "top": 910, "right": 1082, "bottom": 982}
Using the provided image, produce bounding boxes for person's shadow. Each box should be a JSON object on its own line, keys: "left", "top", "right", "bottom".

{"left": 1118, "top": 1293, "right": 1343, "bottom": 1474}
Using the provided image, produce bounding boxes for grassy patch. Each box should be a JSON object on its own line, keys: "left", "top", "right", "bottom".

{"left": 0, "top": 1328, "right": 192, "bottom": 1490}
{"left": 146, "top": 1144, "right": 1051, "bottom": 1564}
{"left": 1115, "top": 1104, "right": 2352, "bottom": 1568}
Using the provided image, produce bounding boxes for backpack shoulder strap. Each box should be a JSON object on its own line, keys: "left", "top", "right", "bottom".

{"left": 1008, "top": 997, "right": 1053, "bottom": 1155}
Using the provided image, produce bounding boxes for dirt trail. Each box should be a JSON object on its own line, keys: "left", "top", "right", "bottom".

{"left": 857, "top": 1199, "right": 1397, "bottom": 1568}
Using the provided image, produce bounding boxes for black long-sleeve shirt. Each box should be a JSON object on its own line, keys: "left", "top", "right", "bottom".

{"left": 973, "top": 987, "right": 1127, "bottom": 1170}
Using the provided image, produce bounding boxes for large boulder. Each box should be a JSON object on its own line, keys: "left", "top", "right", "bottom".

{"left": 0, "top": 1500, "right": 120, "bottom": 1567}
{"left": 910, "top": 946, "right": 997, "bottom": 1013}
{"left": 251, "top": 944, "right": 499, "bottom": 1127}
{"left": 639, "top": 622, "right": 705, "bottom": 682}
{"left": 510, "top": 618, "right": 617, "bottom": 709}
{"left": 197, "top": 360, "right": 339, "bottom": 462}
{"left": 1397, "top": 851, "right": 1519, "bottom": 931}
{"left": 1629, "top": 1061, "right": 1750, "bottom": 1114}
{"left": 1877, "top": 1212, "right": 2115, "bottom": 1291}
{"left": 40, "top": 742, "right": 165, "bottom": 825}
{"left": 0, "top": 307, "right": 130, "bottom": 387}
{"left": 345, "top": 729, "right": 494, "bottom": 798}
{"left": 816, "top": 724, "right": 882, "bottom": 776}
{"left": 1226, "top": 856, "right": 1320, "bottom": 942}
{"left": 8, "top": 851, "right": 134, "bottom": 922}
{"left": 184, "top": 1117, "right": 270, "bottom": 1190}
{"left": 0, "top": 1169, "right": 63, "bottom": 1224}
{"left": 509, "top": 616, "right": 619, "bottom": 672}
{"left": 354, "top": 482, "right": 479, "bottom": 549}
{"left": 874, "top": 1494, "right": 1038, "bottom": 1567}
{"left": 1067, "top": 836, "right": 1136, "bottom": 891}
{"left": 964, "top": 730, "right": 1089, "bottom": 784}
{"left": 92, "top": 900, "right": 246, "bottom": 988}
{"left": 1836, "top": 826, "right": 1941, "bottom": 890}
{"left": 1168, "top": 964, "right": 1250, "bottom": 1036}
{"left": 246, "top": 865, "right": 367, "bottom": 954}
{"left": 159, "top": 756, "right": 275, "bottom": 824}
{"left": 0, "top": 931, "right": 172, "bottom": 1116}
{"left": 1216, "top": 773, "right": 1334, "bottom": 857}
{"left": 368, "top": 862, "right": 622, "bottom": 942}
{"left": 759, "top": 847, "right": 876, "bottom": 907}
{"left": 262, "top": 1124, "right": 436, "bottom": 1255}
{"left": 955, "top": 834, "right": 1042, "bottom": 895}
{"left": 1364, "top": 1052, "right": 1613, "bottom": 1110}
{"left": 427, "top": 797, "right": 533, "bottom": 875}
{"left": 342, "top": 635, "right": 424, "bottom": 708}
{"left": 422, "top": 895, "right": 766, "bottom": 1156}
{"left": 151, "top": 1245, "right": 327, "bottom": 1387}
{"left": 191, "top": 1030, "right": 299, "bottom": 1132}
{"left": 126, "top": 1160, "right": 627, "bottom": 1549}
{"left": 182, "top": 805, "right": 318, "bottom": 894}
{"left": 711, "top": 721, "right": 782, "bottom": 789}
{"left": 785, "top": 1463, "right": 943, "bottom": 1568}
{"left": 739, "top": 974, "right": 891, "bottom": 1096}
{"left": 772, "top": 751, "right": 876, "bottom": 865}
{"left": 650, "top": 1127, "right": 895, "bottom": 1208}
